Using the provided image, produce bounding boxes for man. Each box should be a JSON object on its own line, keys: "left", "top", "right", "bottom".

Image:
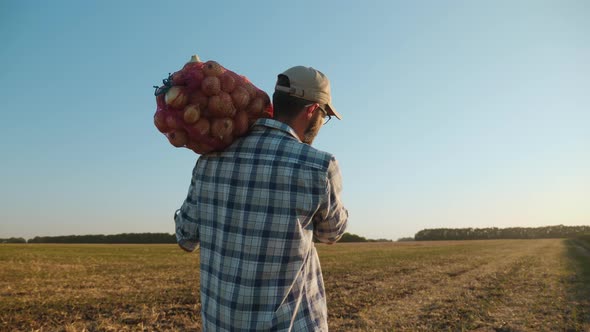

{"left": 175, "top": 66, "right": 348, "bottom": 331}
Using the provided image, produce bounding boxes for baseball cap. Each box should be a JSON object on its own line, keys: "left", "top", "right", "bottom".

{"left": 275, "top": 66, "right": 342, "bottom": 120}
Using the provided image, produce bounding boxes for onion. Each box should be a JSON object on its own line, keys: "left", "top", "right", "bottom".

{"left": 188, "top": 90, "right": 209, "bottom": 109}
{"left": 221, "top": 134, "right": 234, "bottom": 146}
{"left": 165, "top": 86, "right": 188, "bottom": 109}
{"left": 257, "top": 90, "right": 271, "bottom": 107}
{"left": 243, "top": 82, "right": 257, "bottom": 99}
{"left": 219, "top": 92, "right": 236, "bottom": 117}
{"left": 165, "top": 114, "right": 179, "bottom": 129}
{"left": 167, "top": 130, "right": 188, "bottom": 147}
{"left": 201, "top": 76, "right": 221, "bottom": 96}
{"left": 211, "top": 117, "right": 234, "bottom": 140}
{"left": 183, "top": 104, "right": 201, "bottom": 124}
{"left": 247, "top": 97, "right": 264, "bottom": 115}
{"left": 187, "top": 141, "right": 214, "bottom": 154}
{"left": 184, "top": 69, "right": 204, "bottom": 92}
{"left": 203, "top": 60, "right": 225, "bottom": 77}
{"left": 231, "top": 86, "right": 250, "bottom": 110}
{"left": 233, "top": 110, "right": 249, "bottom": 136}
{"left": 207, "top": 95, "right": 223, "bottom": 117}
{"left": 192, "top": 118, "right": 211, "bottom": 136}
{"left": 154, "top": 110, "right": 169, "bottom": 133}
{"left": 220, "top": 72, "right": 236, "bottom": 93}
{"left": 208, "top": 92, "right": 235, "bottom": 118}
{"left": 171, "top": 70, "right": 186, "bottom": 86}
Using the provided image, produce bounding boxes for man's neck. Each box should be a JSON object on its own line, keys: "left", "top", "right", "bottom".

{"left": 274, "top": 116, "right": 306, "bottom": 142}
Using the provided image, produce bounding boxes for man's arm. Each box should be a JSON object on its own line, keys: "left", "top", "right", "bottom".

{"left": 174, "top": 209, "right": 199, "bottom": 252}
{"left": 174, "top": 169, "right": 201, "bottom": 252}
{"left": 313, "top": 157, "right": 348, "bottom": 244}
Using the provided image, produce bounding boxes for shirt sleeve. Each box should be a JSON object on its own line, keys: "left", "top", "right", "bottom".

{"left": 313, "top": 157, "right": 349, "bottom": 244}
{"left": 174, "top": 166, "right": 201, "bottom": 252}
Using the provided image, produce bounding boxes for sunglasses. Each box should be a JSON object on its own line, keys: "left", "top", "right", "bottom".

{"left": 306, "top": 104, "right": 332, "bottom": 125}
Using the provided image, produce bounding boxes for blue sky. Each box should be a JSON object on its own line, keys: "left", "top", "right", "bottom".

{"left": 1, "top": 0, "right": 588, "bottom": 240}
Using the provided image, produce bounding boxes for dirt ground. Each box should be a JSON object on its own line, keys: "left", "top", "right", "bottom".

{"left": 322, "top": 239, "right": 590, "bottom": 331}
{"left": 1, "top": 239, "right": 588, "bottom": 331}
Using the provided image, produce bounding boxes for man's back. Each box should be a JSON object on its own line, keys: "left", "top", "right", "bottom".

{"left": 175, "top": 118, "right": 348, "bottom": 331}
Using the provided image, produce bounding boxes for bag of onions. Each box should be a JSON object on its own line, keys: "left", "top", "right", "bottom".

{"left": 153, "top": 55, "right": 273, "bottom": 154}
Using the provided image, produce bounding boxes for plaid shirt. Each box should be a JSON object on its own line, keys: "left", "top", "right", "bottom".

{"left": 175, "top": 118, "right": 348, "bottom": 331}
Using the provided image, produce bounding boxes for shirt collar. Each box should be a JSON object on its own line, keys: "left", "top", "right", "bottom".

{"left": 253, "top": 118, "right": 302, "bottom": 142}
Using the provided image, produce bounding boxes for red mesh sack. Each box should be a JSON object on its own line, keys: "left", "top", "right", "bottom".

{"left": 153, "top": 55, "right": 273, "bottom": 154}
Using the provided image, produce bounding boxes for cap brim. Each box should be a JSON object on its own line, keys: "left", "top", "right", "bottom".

{"left": 326, "top": 103, "right": 342, "bottom": 120}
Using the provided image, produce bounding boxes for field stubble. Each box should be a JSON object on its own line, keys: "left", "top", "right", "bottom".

{"left": 0, "top": 239, "right": 588, "bottom": 331}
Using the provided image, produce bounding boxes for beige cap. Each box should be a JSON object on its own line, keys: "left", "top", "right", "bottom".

{"left": 275, "top": 66, "right": 342, "bottom": 120}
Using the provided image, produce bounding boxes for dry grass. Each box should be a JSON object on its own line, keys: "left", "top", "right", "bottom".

{"left": 1, "top": 239, "right": 588, "bottom": 331}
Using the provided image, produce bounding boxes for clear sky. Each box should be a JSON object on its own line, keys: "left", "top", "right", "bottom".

{"left": 1, "top": 0, "right": 588, "bottom": 241}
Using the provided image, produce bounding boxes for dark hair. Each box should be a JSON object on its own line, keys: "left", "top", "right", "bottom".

{"left": 272, "top": 75, "right": 310, "bottom": 121}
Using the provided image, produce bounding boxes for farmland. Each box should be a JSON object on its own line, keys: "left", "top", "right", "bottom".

{"left": 1, "top": 239, "right": 589, "bottom": 331}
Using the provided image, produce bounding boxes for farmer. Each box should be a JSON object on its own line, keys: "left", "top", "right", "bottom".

{"left": 175, "top": 66, "right": 348, "bottom": 331}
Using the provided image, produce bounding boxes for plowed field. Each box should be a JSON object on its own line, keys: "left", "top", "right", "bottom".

{"left": 1, "top": 239, "right": 588, "bottom": 331}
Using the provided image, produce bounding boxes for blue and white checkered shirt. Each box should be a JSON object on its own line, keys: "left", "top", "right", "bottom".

{"left": 175, "top": 118, "right": 348, "bottom": 331}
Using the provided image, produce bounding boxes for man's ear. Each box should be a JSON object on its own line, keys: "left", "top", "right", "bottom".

{"left": 305, "top": 103, "right": 319, "bottom": 119}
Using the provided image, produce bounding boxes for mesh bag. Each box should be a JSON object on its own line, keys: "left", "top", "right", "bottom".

{"left": 153, "top": 55, "right": 273, "bottom": 154}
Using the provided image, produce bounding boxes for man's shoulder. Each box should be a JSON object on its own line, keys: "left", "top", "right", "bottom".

{"left": 294, "top": 141, "right": 334, "bottom": 170}
{"left": 222, "top": 131, "right": 334, "bottom": 171}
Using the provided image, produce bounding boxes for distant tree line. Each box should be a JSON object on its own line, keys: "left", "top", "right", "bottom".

{"left": 369, "top": 238, "right": 394, "bottom": 243}
{"left": 0, "top": 237, "right": 27, "bottom": 244}
{"left": 396, "top": 237, "right": 415, "bottom": 242}
{"left": 26, "top": 233, "right": 176, "bottom": 244}
{"left": 4, "top": 232, "right": 385, "bottom": 244}
{"left": 415, "top": 225, "right": 590, "bottom": 241}
{"left": 339, "top": 233, "right": 368, "bottom": 242}
{"left": 337, "top": 233, "right": 392, "bottom": 243}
